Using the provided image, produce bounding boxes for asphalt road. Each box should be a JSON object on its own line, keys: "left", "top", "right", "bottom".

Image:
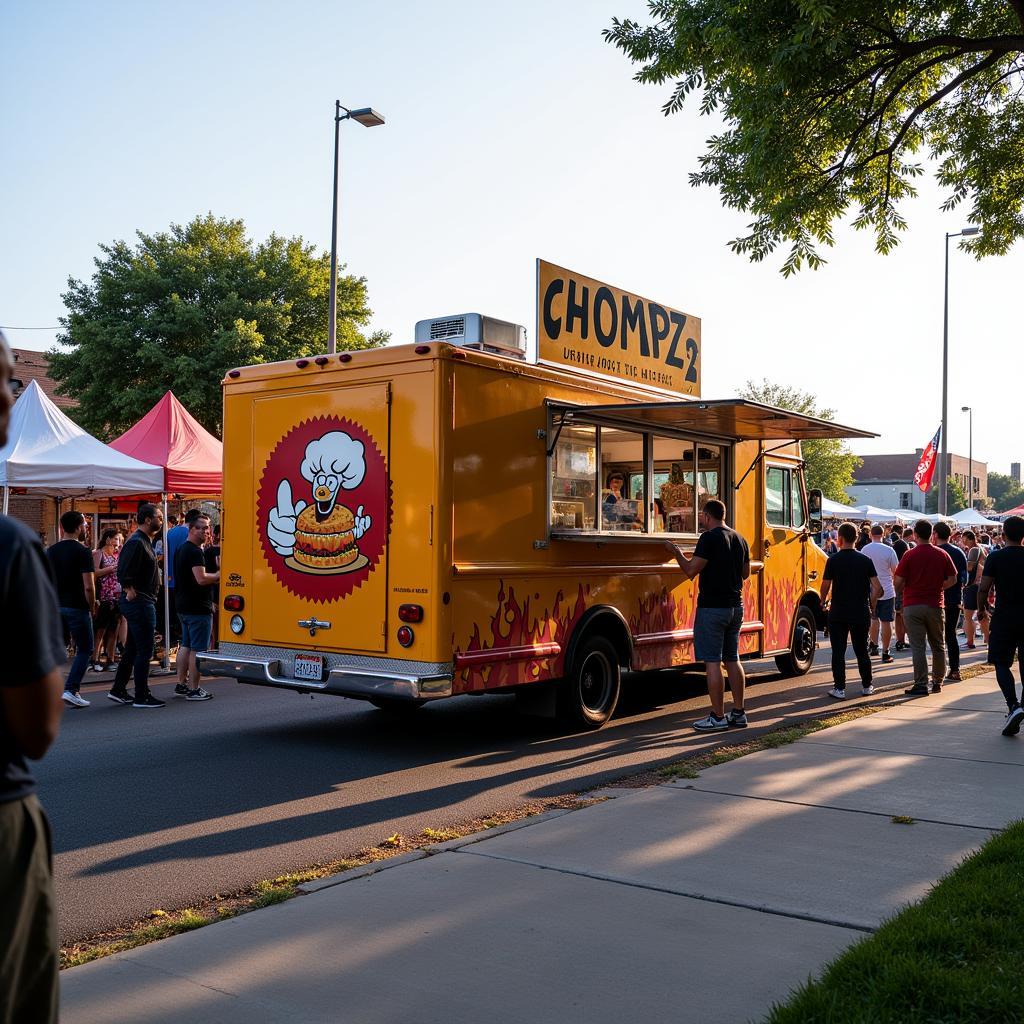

{"left": 41, "top": 643, "right": 993, "bottom": 944}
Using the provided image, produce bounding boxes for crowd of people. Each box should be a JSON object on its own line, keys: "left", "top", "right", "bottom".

{"left": 44, "top": 505, "right": 221, "bottom": 710}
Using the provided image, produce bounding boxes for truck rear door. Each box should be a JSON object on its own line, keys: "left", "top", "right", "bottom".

{"left": 250, "top": 382, "right": 391, "bottom": 654}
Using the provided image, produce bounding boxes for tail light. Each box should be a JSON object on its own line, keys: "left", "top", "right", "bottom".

{"left": 229, "top": 615, "right": 245, "bottom": 635}
{"left": 224, "top": 595, "right": 245, "bottom": 611}
{"left": 397, "top": 626, "right": 414, "bottom": 647}
{"left": 398, "top": 604, "right": 423, "bottom": 623}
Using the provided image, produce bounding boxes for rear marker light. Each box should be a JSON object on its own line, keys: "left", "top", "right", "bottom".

{"left": 224, "top": 595, "right": 244, "bottom": 612}
{"left": 315, "top": 356, "right": 329, "bottom": 366}
{"left": 414, "top": 345, "right": 430, "bottom": 354}
{"left": 398, "top": 604, "right": 423, "bottom": 623}
{"left": 397, "top": 626, "right": 414, "bottom": 648}
{"left": 339, "top": 353, "right": 352, "bottom": 363}
{"left": 228, "top": 370, "right": 241, "bottom": 378}
{"left": 295, "top": 359, "right": 309, "bottom": 368}
{"left": 230, "top": 615, "right": 245, "bottom": 635}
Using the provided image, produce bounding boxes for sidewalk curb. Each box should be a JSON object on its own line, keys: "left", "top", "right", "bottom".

{"left": 297, "top": 808, "right": 580, "bottom": 893}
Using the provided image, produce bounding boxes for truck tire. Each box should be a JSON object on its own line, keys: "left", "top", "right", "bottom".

{"left": 556, "top": 635, "right": 621, "bottom": 730}
{"left": 775, "top": 605, "right": 817, "bottom": 677}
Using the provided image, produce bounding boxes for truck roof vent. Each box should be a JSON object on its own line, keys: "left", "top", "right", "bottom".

{"left": 414, "top": 313, "right": 526, "bottom": 359}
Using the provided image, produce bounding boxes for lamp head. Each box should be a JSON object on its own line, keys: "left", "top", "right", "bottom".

{"left": 961, "top": 405, "right": 971, "bottom": 413}
{"left": 960, "top": 226, "right": 981, "bottom": 236}
{"left": 349, "top": 107, "right": 385, "bottom": 128}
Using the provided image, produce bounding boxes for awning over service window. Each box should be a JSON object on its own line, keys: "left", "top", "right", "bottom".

{"left": 548, "top": 398, "right": 877, "bottom": 442}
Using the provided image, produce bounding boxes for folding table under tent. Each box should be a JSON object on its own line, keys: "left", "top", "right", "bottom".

{"left": 0, "top": 379, "right": 164, "bottom": 515}
{"left": 108, "top": 391, "right": 223, "bottom": 668}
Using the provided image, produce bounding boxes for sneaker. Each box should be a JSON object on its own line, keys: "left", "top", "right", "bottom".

{"left": 881, "top": 651, "right": 894, "bottom": 664}
{"left": 62, "top": 691, "right": 90, "bottom": 708}
{"left": 132, "top": 695, "right": 166, "bottom": 709}
{"left": 946, "top": 671, "right": 962, "bottom": 681}
{"left": 185, "top": 687, "right": 213, "bottom": 701}
{"left": 174, "top": 682, "right": 190, "bottom": 697}
{"left": 961, "top": 643, "right": 976, "bottom": 651}
{"left": 827, "top": 687, "right": 847, "bottom": 700}
{"left": 692, "top": 713, "right": 729, "bottom": 732}
{"left": 91, "top": 662, "right": 106, "bottom": 673}
{"left": 861, "top": 685, "right": 875, "bottom": 696}
{"left": 726, "top": 708, "right": 747, "bottom": 728}
{"left": 868, "top": 643, "right": 880, "bottom": 656}
{"left": 904, "top": 684, "right": 931, "bottom": 697}
{"left": 894, "top": 641, "right": 906, "bottom": 652}
{"left": 931, "top": 682, "right": 943, "bottom": 694}
{"left": 106, "top": 690, "right": 134, "bottom": 705}
{"left": 1002, "top": 705, "right": 1024, "bottom": 737}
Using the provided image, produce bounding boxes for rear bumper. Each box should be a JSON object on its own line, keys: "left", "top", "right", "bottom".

{"left": 197, "top": 646, "right": 453, "bottom": 701}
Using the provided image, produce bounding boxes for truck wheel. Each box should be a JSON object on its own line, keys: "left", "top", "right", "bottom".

{"left": 556, "top": 636, "right": 621, "bottom": 730}
{"left": 368, "top": 697, "right": 425, "bottom": 714}
{"left": 775, "top": 606, "right": 817, "bottom": 677}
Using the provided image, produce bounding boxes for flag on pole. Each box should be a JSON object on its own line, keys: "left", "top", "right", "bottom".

{"left": 914, "top": 425, "right": 942, "bottom": 493}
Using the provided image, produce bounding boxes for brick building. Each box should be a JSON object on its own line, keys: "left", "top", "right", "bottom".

{"left": 5, "top": 348, "right": 76, "bottom": 539}
{"left": 849, "top": 451, "right": 988, "bottom": 512}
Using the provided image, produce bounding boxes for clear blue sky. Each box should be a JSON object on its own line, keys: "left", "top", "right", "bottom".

{"left": 2, "top": 0, "right": 1019, "bottom": 474}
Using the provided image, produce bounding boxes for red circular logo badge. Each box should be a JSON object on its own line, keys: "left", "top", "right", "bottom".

{"left": 257, "top": 416, "right": 390, "bottom": 603}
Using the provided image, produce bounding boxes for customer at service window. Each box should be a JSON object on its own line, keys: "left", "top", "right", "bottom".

{"left": 172, "top": 513, "right": 219, "bottom": 701}
{"left": 821, "top": 521, "right": 882, "bottom": 700}
{"left": 666, "top": 499, "right": 751, "bottom": 731}
{"left": 895, "top": 519, "right": 958, "bottom": 697}
{"left": 0, "top": 330, "right": 66, "bottom": 1024}
{"left": 46, "top": 510, "right": 97, "bottom": 708}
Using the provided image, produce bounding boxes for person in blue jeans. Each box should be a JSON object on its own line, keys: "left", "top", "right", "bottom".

{"left": 667, "top": 499, "right": 752, "bottom": 731}
{"left": 46, "top": 510, "right": 97, "bottom": 708}
{"left": 110, "top": 502, "right": 165, "bottom": 708}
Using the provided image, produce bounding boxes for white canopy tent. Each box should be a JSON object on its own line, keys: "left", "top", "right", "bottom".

{"left": 820, "top": 497, "right": 864, "bottom": 518}
{"left": 853, "top": 504, "right": 913, "bottom": 525}
{"left": 950, "top": 507, "right": 1002, "bottom": 528}
{"left": 0, "top": 380, "right": 164, "bottom": 511}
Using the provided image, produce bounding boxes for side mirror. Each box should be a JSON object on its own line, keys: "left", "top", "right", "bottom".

{"left": 808, "top": 488, "right": 823, "bottom": 536}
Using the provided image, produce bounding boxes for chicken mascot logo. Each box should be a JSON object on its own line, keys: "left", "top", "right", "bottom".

{"left": 257, "top": 417, "right": 389, "bottom": 602}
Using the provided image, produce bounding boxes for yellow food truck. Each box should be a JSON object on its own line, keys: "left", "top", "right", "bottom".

{"left": 199, "top": 262, "right": 873, "bottom": 729}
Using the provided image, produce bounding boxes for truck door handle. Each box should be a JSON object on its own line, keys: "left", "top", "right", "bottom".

{"left": 298, "top": 617, "right": 332, "bottom": 637}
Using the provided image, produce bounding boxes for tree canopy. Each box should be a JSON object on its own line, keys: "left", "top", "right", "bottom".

{"left": 988, "top": 470, "right": 1024, "bottom": 510}
{"left": 50, "top": 214, "right": 390, "bottom": 438}
{"left": 926, "top": 474, "right": 968, "bottom": 512}
{"left": 606, "top": 2, "right": 1024, "bottom": 273}
{"left": 739, "top": 379, "right": 861, "bottom": 501}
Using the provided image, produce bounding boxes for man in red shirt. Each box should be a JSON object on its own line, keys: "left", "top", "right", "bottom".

{"left": 894, "top": 519, "right": 958, "bottom": 696}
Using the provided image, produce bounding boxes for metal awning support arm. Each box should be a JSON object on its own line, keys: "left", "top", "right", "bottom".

{"left": 735, "top": 441, "right": 797, "bottom": 491}
{"left": 545, "top": 408, "right": 573, "bottom": 457}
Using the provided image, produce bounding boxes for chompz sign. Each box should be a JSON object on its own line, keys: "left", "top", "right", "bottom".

{"left": 536, "top": 259, "right": 701, "bottom": 396}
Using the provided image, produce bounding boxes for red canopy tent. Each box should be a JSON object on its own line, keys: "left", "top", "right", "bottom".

{"left": 109, "top": 391, "right": 222, "bottom": 494}
{"left": 109, "top": 392, "right": 223, "bottom": 669}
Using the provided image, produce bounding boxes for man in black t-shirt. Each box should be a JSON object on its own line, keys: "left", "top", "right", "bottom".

{"left": 933, "top": 522, "right": 968, "bottom": 681}
{"left": 978, "top": 515, "right": 1024, "bottom": 735}
{"left": 668, "top": 499, "right": 751, "bottom": 731}
{"left": 0, "top": 331, "right": 65, "bottom": 1024}
{"left": 173, "top": 514, "right": 220, "bottom": 701}
{"left": 821, "top": 522, "right": 883, "bottom": 699}
{"left": 46, "top": 509, "right": 96, "bottom": 707}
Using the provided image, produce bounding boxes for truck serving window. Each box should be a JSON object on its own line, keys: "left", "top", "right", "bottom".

{"left": 550, "top": 421, "right": 728, "bottom": 538}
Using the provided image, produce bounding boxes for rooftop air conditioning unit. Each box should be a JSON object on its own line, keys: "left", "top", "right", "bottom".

{"left": 414, "top": 313, "right": 527, "bottom": 359}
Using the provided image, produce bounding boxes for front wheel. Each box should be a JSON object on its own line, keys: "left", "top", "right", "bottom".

{"left": 556, "top": 636, "right": 621, "bottom": 730}
{"left": 775, "top": 605, "right": 817, "bottom": 677}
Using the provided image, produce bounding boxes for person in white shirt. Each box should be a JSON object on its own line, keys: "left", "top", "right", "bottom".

{"left": 862, "top": 524, "right": 900, "bottom": 662}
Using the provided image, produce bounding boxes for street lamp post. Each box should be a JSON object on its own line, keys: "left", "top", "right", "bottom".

{"left": 940, "top": 226, "right": 980, "bottom": 514}
{"left": 328, "top": 103, "right": 385, "bottom": 354}
{"left": 962, "top": 405, "right": 973, "bottom": 510}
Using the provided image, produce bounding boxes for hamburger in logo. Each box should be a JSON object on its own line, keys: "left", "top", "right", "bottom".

{"left": 291, "top": 503, "right": 365, "bottom": 573}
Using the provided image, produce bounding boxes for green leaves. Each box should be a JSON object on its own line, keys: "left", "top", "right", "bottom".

{"left": 49, "top": 214, "right": 388, "bottom": 438}
{"left": 607, "top": 1, "right": 1024, "bottom": 271}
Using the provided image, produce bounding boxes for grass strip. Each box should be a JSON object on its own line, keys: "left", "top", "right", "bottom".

{"left": 657, "top": 706, "right": 885, "bottom": 780}
{"left": 764, "top": 820, "right": 1024, "bottom": 1023}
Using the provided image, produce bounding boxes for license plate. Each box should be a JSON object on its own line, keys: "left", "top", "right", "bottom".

{"left": 293, "top": 654, "right": 324, "bottom": 681}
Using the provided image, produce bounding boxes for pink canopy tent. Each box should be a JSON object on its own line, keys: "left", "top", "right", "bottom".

{"left": 108, "top": 391, "right": 222, "bottom": 494}
{"left": 109, "top": 392, "right": 223, "bottom": 669}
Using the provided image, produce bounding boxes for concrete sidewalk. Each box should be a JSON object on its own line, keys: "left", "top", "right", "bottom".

{"left": 61, "top": 670, "right": 1020, "bottom": 1024}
